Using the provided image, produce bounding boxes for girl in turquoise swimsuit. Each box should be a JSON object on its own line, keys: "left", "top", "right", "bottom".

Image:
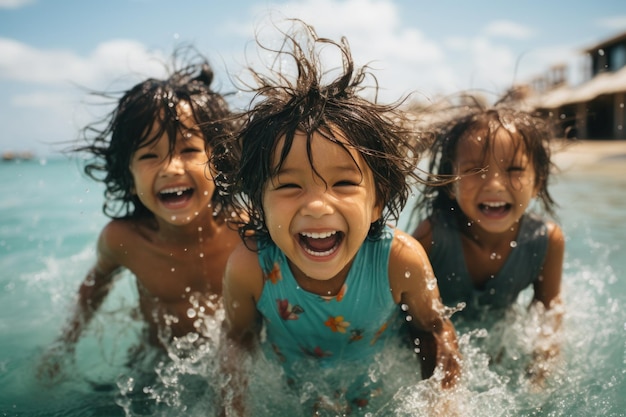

{"left": 215, "top": 20, "right": 461, "bottom": 416}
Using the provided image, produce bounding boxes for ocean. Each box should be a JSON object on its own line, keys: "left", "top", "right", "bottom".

{"left": 0, "top": 153, "right": 624, "bottom": 416}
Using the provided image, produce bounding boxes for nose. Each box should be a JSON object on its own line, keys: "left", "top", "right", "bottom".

{"left": 160, "top": 155, "right": 185, "bottom": 177}
{"left": 482, "top": 166, "right": 507, "bottom": 191}
{"left": 300, "top": 189, "right": 333, "bottom": 218}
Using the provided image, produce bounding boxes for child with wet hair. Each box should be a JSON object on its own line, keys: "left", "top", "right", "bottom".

{"left": 411, "top": 97, "right": 565, "bottom": 384}
{"left": 39, "top": 47, "right": 242, "bottom": 380}
{"left": 216, "top": 20, "right": 461, "bottom": 415}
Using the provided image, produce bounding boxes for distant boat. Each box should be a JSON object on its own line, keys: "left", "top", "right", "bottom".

{"left": 1, "top": 151, "right": 34, "bottom": 161}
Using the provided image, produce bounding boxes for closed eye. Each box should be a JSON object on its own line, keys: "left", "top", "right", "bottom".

{"left": 334, "top": 180, "right": 360, "bottom": 187}
{"left": 274, "top": 182, "right": 300, "bottom": 190}
{"left": 137, "top": 152, "right": 158, "bottom": 161}
{"left": 181, "top": 146, "right": 203, "bottom": 154}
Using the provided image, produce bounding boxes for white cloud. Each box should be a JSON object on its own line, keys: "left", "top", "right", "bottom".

{"left": 0, "top": 38, "right": 167, "bottom": 87}
{"left": 595, "top": 15, "right": 626, "bottom": 31}
{"left": 11, "top": 91, "right": 71, "bottom": 108}
{"left": 0, "top": 0, "right": 34, "bottom": 9}
{"left": 222, "top": 0, "right": 447, "bottom": 101}
{"left": 484, "top": 20, "right": 534, "bottom": 40}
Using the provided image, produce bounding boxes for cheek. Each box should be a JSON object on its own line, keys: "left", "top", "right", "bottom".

{"left": 511, "top": 174, "right": 535, "bottom": 191}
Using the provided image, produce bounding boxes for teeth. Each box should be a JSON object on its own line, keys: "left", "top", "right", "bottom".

{"left": 483, "top": 201, "right": 506, "bottom": 208}
{"left": 300, "top": 231, "right": 337, "bottom": 239}
{"left": 160, "top": 186, "right": 191, "bottom": 196}
{"left": 303, "top": 247, "right": 336, "bottom": 257}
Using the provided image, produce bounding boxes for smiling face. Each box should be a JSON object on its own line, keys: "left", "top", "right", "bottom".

{"left": 129, "top": 101, "right": 214, "bottom": 226}
{"left": 262, "top": 129, "right": 382, "bottom": 281}
{"left": 452, "top": 127, "right": 539, "bottom": 235}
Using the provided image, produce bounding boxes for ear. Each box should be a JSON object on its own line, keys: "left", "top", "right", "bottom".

{"left": 370, "top": 200, "right": 384, "bottom": 224}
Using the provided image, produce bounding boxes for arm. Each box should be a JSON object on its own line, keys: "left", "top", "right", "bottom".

{"left": 528, "top": 222, "right": 565, "bottom": 384}
{"left": 220, "top": 242, "right": 263, "bottom": 417}
{"left": 38, "top": 222, "right": 123, "bottom": 380}
{"left": 389, "top": 229, "right": 461, "bottom": 389}
{"left": 533, "top": 222, "right": 565, "bottom": 310}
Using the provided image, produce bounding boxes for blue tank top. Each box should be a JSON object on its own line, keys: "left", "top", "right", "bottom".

{"left": 429, "top": 211, "right": 549, "bottom": 314}
{"left": 256, "top": 226, "right": 398, "bottom": 374}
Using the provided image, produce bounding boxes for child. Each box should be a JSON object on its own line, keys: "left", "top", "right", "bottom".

{"left": 411, "top": 100, "right": 565, "bottom": 383}
{"left": 216, "top": 21, "right": 461, "bottom": 415}
{"left": 38, "top": 49, "right": 242, "bottom": 380}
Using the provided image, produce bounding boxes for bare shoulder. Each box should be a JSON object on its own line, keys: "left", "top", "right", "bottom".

{"left": 388, "top": 228, "right": 440, "bottom": 306}
{"left": 546, "top": 221, "right": 565, "bottom": 245}
{"left": 224, "top": 241, "right": 264, "bottom": 299}
{"left": 391, "top": 228, "right": 428, "bottom": 262}
{"left": 389, "top": 229, "right": 431, "bottom": 286}
{"left": 97, "top": 219, "right": 140, "bottom": 252}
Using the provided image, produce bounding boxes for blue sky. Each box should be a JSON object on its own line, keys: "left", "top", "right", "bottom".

{"left": 1, "top": 0, "right": 626, "bottom": 156}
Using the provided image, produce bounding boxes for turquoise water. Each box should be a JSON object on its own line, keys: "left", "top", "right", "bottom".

{"left": 0, "top": 155, "right": 624, "bottom": 416}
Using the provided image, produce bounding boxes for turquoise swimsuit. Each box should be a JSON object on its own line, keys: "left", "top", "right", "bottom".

{"left": 256, "top": 226, "right": 399, "bottom": 375}
{"left": 429, "top": 211, "right": 549, "bottom": 314}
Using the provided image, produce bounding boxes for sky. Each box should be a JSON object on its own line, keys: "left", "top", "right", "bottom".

{"left": 1, "top": 0, "right": 626, "bottom": 157}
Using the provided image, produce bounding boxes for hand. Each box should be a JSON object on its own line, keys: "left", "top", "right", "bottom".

{"left": 526, "top": 345, "right": 559, "bottom": 390}
{"left": 36, "top": 341, "right": 75, "bottom": 384}
{"left": 437, "top": 344, "right": 462, "bottom": 389}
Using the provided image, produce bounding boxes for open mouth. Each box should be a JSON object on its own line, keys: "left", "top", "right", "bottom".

{"left": 299, "top": 231, "right": 344, "bottom": 257}
{"left": 479, "top": 201, "right": 511, "bottom": 217}
{"left": 158, "top": 186, "right": 194, "bottom": 207}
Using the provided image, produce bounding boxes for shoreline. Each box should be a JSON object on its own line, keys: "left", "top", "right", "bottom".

{"left": 552, "top": 139, "right": 626, "bottom": 175}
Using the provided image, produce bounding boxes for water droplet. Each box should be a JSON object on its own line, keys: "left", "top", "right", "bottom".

{"left": 187, "top": 308, "right": 197, "bottom": 318}
{"left": 199, "top": 253, "right": 204, "bottom": 258}
{"left": 426, "top": 278, "right": 437, "bottom": 290}
{"left": 171, "top": 267, "right": 176, "bottom": 272}
{"left": 490, "top": 252, "right": 497, "bottom": 260}
{"left": 401, "top": 303, "right": 409, "bottom": 311}
{"left": 404, "top": 270, "right": 411, "bottom": 279}
{"left": 405, "top": 315, "right": 413, "bottom": 322}
{"left": 185, "top": 287, "right": 191, "bottom": 292}
{"left": 510, "top": 240, "right": 517, "bottom": 248}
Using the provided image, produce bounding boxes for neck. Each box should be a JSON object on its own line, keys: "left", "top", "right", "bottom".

{"left": 459, "top": 215, "right": 520, "bottom": 252}
{"left": 289, "top": 260, "right": 352, "bottom": 297}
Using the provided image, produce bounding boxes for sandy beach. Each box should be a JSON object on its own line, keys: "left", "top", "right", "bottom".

{"left": 552, "top": 139, "right": 626, "bottom": 175}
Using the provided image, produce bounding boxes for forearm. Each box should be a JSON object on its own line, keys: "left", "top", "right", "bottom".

{"left": 526, "top": 298, "right": 564, "bottom": 385}
{"left": 219, "top": 333, "right": 255, "bottom": 417}
{"left": 60, "top": 268, "right": 115, "bottom": 345}
{"left": 431, "top": 318, "right": 462, "bottom": 388}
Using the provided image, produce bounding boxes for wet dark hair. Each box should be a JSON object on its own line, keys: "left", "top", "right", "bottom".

{"left": 415, "top": 96, "right": 558, "bottom": 220}
{"left": 73, "top": 46, "right": 236, "bottom": 219}
{"left": 214, "top": 20, "right": 424, "bottom": 243}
